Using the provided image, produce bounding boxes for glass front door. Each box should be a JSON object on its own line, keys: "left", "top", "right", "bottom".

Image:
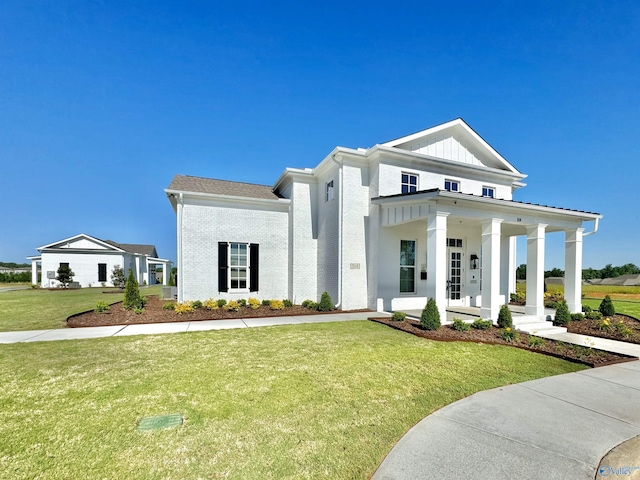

{"left": 447, "top": 249, "right": 464, "bottom": 306}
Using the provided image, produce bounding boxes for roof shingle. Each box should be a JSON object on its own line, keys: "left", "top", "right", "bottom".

{"left": 167, "top": 175, "right": 281, "bottom": 201}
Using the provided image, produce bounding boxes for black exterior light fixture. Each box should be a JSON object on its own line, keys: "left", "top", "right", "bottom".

{"left": 470, "top": 254, "right": 479, "bottom": 270}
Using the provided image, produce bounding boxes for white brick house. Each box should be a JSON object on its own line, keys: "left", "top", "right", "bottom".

{"left": 166, "top": 119, "right": 601, "bottom": 320}
{"left": 28, "top": 233, "right": 172, "bottom": 288}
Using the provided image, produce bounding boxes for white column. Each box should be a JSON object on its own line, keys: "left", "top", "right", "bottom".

{"left": 500, "top": 235, "right": 515, "bottom": 306}
{"left": 526, "top": 224, "right": 547, "bottom": 317}
{"left": 31, "top": 260, "right": 38, "bottom": 285}
{"left": 565, "top": 228, "right": 584, "bottom": 313}
{"left": 427, "top": 211, "right": 449, "bottom": 321}
{"left": 163, "top": 262, "right": 169, "bottom": 286}
{"left": 480, "top": 218, "right": 503, "bottom": 320}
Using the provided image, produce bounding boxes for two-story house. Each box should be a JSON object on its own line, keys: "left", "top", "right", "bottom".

{"left": 165, "top": 118, "right": 601, "bottom": 322}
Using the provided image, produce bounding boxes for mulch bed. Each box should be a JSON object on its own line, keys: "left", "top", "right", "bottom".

{"left": 67, "top": 295, "right": 369, "bottom": 328}
{"left": 370, "top": 317, "right": 637, "bottom": 368}
{"left": 565, "top": 313, "right": 640, "bottom": 345}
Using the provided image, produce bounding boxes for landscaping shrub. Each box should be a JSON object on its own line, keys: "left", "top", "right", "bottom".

{"left": 553, "top": 301, "right": 571, "bottom": 327}
{"left": 247, "top": 297, "right": 260, "bottom": 309}
{"left": 202, "top": 299, "right": 218, "bottom": 310}
{"left": 301, "top": 299, "right": 313, "bottom": 308}
{"left": 582, "top": 305, "right": 592, "bottom": 313}
{"left": 306, "top": 302, "right": 319, "bottom": 310}
{"left": 501, "top": 327, "right": 519, "bottom": 342}
{"left": 614, "top": 320, "right": 632, "bottom": 338}
{"left": 192, "top": 300, "right": 203, "bottom": 309}
{"left": 318, "top": 292, "right": 334, "bottom": 312}
{"left": 471, "top": 319, "right": 492, "bottom": 330}
{"left": 174, "top": 302, "right": 194, "bottom": 315}
{"left": 510, "top": 292, "right": 525, "bottom": 305}
{"left": 586, "top": 310, "right": 603, "bottom": 320}
{"left": 597, "top": 318, "right": 613, "bottom": 332}
{"left": 110, "top": 265, "right": 125, "bottom": 289}
{"left": 497, "top": 305, "right": 513, "bottom": 329}
{"left": 270, "top": 300, "right": 285, "bottom": 310}
{"left": 599, "top": 295, "right": 615, "bottom": 316}
{"left": 134, "top": 307, "right": 144, "bottom": 315}
{"left": 283, "top": 299, "right": 293, "bottom": 308}
{"left": 94, "top": 301, "right": 110, "bottom": 313}
{"left": 237, "top": 299, "right": 247, "bottom": 307}
{"left": 420, "top": 298, "right": 440, "bottom": 330}
{"left": 452, "top": 318, "right": 470, "bottom": 332}
{"left": 391, "top": 311, "right": 406, "bottom": 322}
{"left": 262, "top": 299, "right": 271, "bottom": 306}
{"left": 216, "top": 299, "right": 227, "bottom": 308}
{"left": 528, "top": 336, "right": 546, "bottom": 348}
{"left": 123, "top": 269, "right": 144, "bottom": 311}
{"left": 224, "top": 300, "right": 241, "bottom": 312}
{"left": 162, "top": 302, "right": 176, "bottom": 311}
{"left": 570, "top": 312, "right": 584, "bottom": 322}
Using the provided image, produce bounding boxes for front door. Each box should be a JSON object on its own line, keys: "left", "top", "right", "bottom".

{"left": 447, "top": 246, "right": 464, "bottom": 307}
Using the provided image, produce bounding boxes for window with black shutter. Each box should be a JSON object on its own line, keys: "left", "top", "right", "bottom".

{"left": 218, "top": 242, "right": 228, "bottom": 292}
{"left": 219, "top": 242, "right": 259, "bottom": 292}
{"left": 98, "top": 263, "right": 107, "bottom": 282}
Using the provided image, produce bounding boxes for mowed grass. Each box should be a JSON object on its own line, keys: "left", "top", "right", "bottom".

{"left": 582, "top": 298, "right": 640, "bottom": 318}
{"left": 0, "top": 285, "right": 162, "bottom": 331}
{"left": 0, "top": 321, "right": 585, "bottom": 480}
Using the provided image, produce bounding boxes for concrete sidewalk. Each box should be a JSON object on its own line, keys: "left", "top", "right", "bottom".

{"left": 373, "top": 360, "right": 640, "bottom": 480}
{"left": 0, "top": 312, "right": 379, "bottom": 344}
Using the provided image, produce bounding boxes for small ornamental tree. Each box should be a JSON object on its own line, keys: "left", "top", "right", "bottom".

{"left": 554, "top": 300, "right": 571, "bottom": 327}
{"left": 110, "top": 265, "right": 125, "bottom": 289}
{"left": 497, "top": 304, "right": 513, "bottom": 329}
{"left": 123, "top": 268, "right": 143, "bottom": 310}
{"left": 420, "top": 298, "right": 441, "bottom": 330}
{"left": 318, "top": 291, "right": 334, "bottom": 312}
{"left": 56, "top": 264, "right": 75, "bottom": 288}
{"left": 599, "top": 295, "right": 615, "bottom": 316}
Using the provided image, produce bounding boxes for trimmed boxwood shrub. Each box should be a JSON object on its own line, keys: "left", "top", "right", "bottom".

{"left": 452, "top": 318, "right": 470, "bottom": 332}
{"left": 554, "top": 301, "right": 571, "bottom": 326}
{"left": 318, "top": 292, "right": 334, "bottom": 312}
{"left": 420, "top": 298, "right": 440, "bottom": 330}
{"left": 391, "top": 311, "right": 406, "bottom": 322}
{"left": 283, "top": 299, "right": 293, "bottom": 308}
{"left": 599, "top": 295, "right": 615, "bottom": 316}
{"left": 216, "top": 299, "right": 227, "bottom": 308}
{"left": 497, "top": 305, "right": 513, "bottom": 329}
{"left": 471, "top": 319, "right": 492, "bottom": 330}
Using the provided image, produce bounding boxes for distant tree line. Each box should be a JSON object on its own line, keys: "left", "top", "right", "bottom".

{"left": 0, "top": 262, "right": 31, "bottom": 283}
{"left": 516, "top": 263, "right": 640, "bottom": 281}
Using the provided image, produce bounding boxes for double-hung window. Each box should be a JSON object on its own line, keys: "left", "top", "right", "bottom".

{"left": 401, "top": 173, "right": 418, "bottom": 194}
{"left": 444, "top": 179, "right": 460, "bottom": 192}
{"left": 482, "top": 186, "right": 495, "bottom": 198}
{"left": 399, "top": 240, "right": 416, "bottom": 293}
{"left": 218, "top": 242, "right": 259, "bottom": 292}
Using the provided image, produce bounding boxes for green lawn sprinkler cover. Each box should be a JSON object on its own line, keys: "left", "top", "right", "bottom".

{"left": 137, "top": 414, "right": 184, "bottom": 432}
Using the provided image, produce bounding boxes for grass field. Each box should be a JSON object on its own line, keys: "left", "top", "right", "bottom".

{"left": 0, "top": 285, "right": 162, "bottom": 332}
{"left": 0, "top": 321, "right": 585, "bottom": 480}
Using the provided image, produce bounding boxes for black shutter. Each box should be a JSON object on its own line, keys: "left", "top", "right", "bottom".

{"left": 218, "top": 242, "right": 228, "bottom": 292}
{"left": 249, "top": 243, "right": 259, "bottom": 292}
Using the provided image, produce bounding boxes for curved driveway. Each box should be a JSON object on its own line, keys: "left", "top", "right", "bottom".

{"left": 373, "top": 361, "right": 640, "bottom": 480}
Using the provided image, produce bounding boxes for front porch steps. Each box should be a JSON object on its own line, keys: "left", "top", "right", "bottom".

{"left": 512, "top": 315, "right": 567, "bottom": 335}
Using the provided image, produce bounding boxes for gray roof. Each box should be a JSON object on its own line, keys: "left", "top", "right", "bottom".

{"left": 103, "top": 240, "right": 158, "bottom": 257}
{"left": 167, "top": 174, "right": 281, "bottom": 201}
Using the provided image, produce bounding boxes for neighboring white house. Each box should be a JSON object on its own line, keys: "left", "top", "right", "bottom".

{"left": 165, "top": 118, "right": 601, "bottom": 321}
{"left": 28, "top": 233, "right": 172, "bottom": 288}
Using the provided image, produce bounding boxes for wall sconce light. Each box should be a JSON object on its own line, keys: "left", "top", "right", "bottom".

{"left": 470, "top": 254, "right": 479, "bottom": 270}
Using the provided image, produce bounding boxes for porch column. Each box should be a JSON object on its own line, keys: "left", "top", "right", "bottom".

{"left": 480, "top": 218, "right": 503, "bottom": 321}
{"left": 31, "top": 259, "right": 38, "bottom": 285}
{"left": 163, "top": 262, "right": 169, "bottom": 286}
{"left": 564, "top": 228, "right": 584, "bottom": 313}
{"left": 426, "top": 211, "right": 448, "bottom": 321}
{"left": 525, "top": 223, "right": 547, "bottom": 317}
{"left": 500, "top": 236, "right": 516, "bottom": 301}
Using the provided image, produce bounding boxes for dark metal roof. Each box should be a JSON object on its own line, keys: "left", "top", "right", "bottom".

{"left": 102, "top": 240, "right": 158, "bottom": 257}
{"left": 373, "top": 188, "right": 601, "bottom": 216}
{"left": 167, "top": 174, "right": 281, "bottom": 201}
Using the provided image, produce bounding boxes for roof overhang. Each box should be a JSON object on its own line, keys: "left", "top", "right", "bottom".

{"left": 165, "top": 188, "right": 291, "bottom": 212}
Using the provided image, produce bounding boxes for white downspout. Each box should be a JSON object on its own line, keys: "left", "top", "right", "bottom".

{"left": 582, "top": 217, "right": 599, "bottom": 237}
{"left": 332, "top": 154, "right": 343, "bottom": 309}
{"left": 177, "top": 193, "right": 184, "bottom": 302}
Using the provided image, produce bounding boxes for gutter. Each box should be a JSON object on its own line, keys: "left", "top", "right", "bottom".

{"left": 177, "top": 193, "right": 184, "bottom": 302}
{"left": 583, "top": 217, "right": 600, "bottom": 237}
{"left": 331, "top": 154, "right": 343, "bottom": 309}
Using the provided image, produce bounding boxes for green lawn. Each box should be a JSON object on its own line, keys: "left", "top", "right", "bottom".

{"left": 0, "top": 321, "right": 585, "bottom": 479}
{"left": 0, "top": 285, "right": 162, "bottom": 331}
{"left": 583, "top": 298, "right": 640, "bottom": 318}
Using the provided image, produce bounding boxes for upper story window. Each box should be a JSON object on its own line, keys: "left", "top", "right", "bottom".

{"left": 401, "top": 173, "right": 418, "bottom": 194}
{"left": 482, "top": 186, "right": 495, "bottom": 198}
{"left": 326, "top": 180, "right": 334, "bottom": 202}
{"left": 444, "top": 179, "right": 460, "bottom": 192}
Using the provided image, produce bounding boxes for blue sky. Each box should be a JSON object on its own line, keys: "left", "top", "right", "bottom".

{"left": 1, "top": 1, "right": 638, "bottom": 270}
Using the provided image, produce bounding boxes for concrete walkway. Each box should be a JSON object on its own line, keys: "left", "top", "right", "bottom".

{"left": 373, "top": 360, "right": 640, "bottom": 480}
{"left": 0, "top": 312, "right": 380, "bottom": 344}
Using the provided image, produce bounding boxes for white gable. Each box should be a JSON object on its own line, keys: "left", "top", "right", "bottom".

{"left": 38, "top": 234, "right": 123, "bottom": 252}
{"left": 382, "top": 118, "right": 521, "bottom": 174}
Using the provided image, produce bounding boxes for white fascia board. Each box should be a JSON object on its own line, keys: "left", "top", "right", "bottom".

{"left": 37, "top": 233, "right": 125, "bottom": 253}
{"left": 26, "top": 256, "right": 42, "bottom": 261}
{"left": 272, "top": 167, "right": 316, "bottom": 192}
{"left": 147, "top": 257, "right": 172, "bottom": 263}
{"left": 370, "top": 145, "right": 527, "bottom": 184}
{"left": 164, "top": 189, "right": 178, "bottom": 213}
{"left": 165, "top": 188, "right": 291, "bottom": 210}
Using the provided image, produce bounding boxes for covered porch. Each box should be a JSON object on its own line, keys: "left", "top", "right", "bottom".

{"left": 371, "top": 189, "right": 601, "bottom": 323}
